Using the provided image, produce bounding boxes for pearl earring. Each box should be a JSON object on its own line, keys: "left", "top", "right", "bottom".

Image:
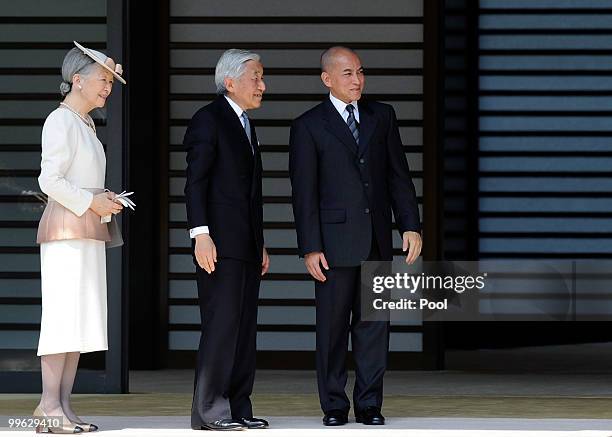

{"left": 78, "top": 85, "right": 82, "bottom": 90}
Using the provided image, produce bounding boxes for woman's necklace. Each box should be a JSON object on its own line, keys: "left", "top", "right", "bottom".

{"left": 59, "top": 102, "right": 96, "bottom": 133}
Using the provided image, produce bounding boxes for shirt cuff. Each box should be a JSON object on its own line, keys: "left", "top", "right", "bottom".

{"left": 189, "top": 226, "right": 210, "bottom": 239}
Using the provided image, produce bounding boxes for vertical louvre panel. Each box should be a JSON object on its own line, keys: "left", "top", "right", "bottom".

{"left": 0, "top": 2, "right": 107, "bottom": 365}
{"left": 478, "top": 0, "right": 612, "bottom": 259}
{"left": 443, "top": 0, "right": 479, "bottom": 260}
{"left": 166, "top": 0, "right": 426, "bottom": 365}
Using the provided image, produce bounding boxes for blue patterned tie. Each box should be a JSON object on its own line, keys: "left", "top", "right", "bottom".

{"left": 346, "top": 104, "right": 359, "bottom": 146}
{"left": 241, "top": 112, "right": 255, "bottom": 154}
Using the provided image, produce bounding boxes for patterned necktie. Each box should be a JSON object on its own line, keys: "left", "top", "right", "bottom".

{"left": 241, "top": 112, "right": 255, "bottom": 154}
{"left": 346, "top": 104, "right": 359, "bottom": 145}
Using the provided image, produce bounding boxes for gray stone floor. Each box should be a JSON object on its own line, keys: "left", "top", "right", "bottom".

{"left": 3, "top": 416, "right": 612, "bottom": 436}
{"left": 130, "top": 342, "right": 612, "bottom": 397}
{"left": 6, "top": 343, "right": 612, "bottom": 434}
{"left": 131, "top": 369, "right": 612, "bottom": 397}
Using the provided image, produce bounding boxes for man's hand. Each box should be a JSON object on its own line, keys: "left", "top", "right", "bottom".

{"left": 194, "top": 233, "right": 217, "bottom": 274}
{"left": 403, "top": 231, "right": 422, "bottom": 265}
{"left": 304, "top": 251, "right": 329, "bottom": 282}
{"left": 262, "top": 247, "right": 270, "bottom": 276}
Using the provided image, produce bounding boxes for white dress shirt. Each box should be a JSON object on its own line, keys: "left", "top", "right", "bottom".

{"left": 225, "top": 95, "right": 248, "bottom": 128}
{"left": 329, "top": 92, "right": 360, "bottom": 124}
{"left": 189, "top": 96, "right": 246, "bottom": 239}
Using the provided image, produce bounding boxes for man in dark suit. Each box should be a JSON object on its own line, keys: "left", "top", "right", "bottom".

{"left": 289, "top": 46, "right": 422, "bottom": 426}
{"left": 184, "top": 49, "right": 270, "bottom": 431}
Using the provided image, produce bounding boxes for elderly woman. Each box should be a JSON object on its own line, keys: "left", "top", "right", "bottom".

{"left": 33, "top": 42, "right": 126, "bottom": 434}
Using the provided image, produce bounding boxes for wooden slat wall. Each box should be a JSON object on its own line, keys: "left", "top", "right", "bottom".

{"left": 164, "top": 0, "right": 428, "bottom": 367}
{"left": 0, "top": 1, "right": 108, "bottom": 366}
{"left": 477, "top": 0, "right": 612, "bottom": 260}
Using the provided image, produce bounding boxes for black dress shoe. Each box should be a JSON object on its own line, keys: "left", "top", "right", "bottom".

{"left": 355, "top": 406, "right": 385, "bottom": 425}
{"left": 197, "top": 419, "right": 246, "bottom": 431}
{"left": 238, "top": 417, "right": 269, "bottom": 429}
{"left": 322, "top": 410, "right": 348, "bottom": 426}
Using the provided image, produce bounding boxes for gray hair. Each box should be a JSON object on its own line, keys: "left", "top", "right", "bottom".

{"left": 321, "top": 46, "right": 358, "bottom": 72}
{"left": 214, "top": 49, "right": 261, "bottom": 95}
{"left": 59, "top": 47, "right": 97, "bottom": 96}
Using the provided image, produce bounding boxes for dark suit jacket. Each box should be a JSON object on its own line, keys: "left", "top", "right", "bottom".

{"left": 184, "top": 95, "right": 263, "bottom": 264}
{"left": 289, "top": 98, "right": 420, "bottom": 267}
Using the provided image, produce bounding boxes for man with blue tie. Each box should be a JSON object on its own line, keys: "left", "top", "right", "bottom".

{"left": 184, "top": 49, "right": 270, "bottom": 431}
{"left": 289, "top": 46, "right": 423, "bottom": 426}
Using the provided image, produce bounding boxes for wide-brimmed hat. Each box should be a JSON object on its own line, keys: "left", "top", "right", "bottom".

{"left": 73, "top": 41, "right": 126, "bottom": 84}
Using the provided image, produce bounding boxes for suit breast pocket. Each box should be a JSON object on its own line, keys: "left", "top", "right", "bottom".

{"left": 320, "top": 208, "right": 346, "bottom": 223}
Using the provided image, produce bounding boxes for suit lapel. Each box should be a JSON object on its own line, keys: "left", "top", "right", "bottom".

{"left": 215, "top": 96, "right": 255, "bottom": 161}
{"left": 323, "top": 99, "right": 358, "bottom": 156}
{"left": 250, "top": 121, "right": 258, "bottom": 152}
{"left": 249, "top": 119, "right": 259, "bottom": 167}
{"left": 249, "top": 120, "right": 261, "bottom": 200}
{"left": 357, "top": 100, "right": 378, "bottom": 157}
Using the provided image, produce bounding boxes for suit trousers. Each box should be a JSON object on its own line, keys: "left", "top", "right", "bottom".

{"left": 314, "top": 236, "right": 389, "bottom": 415}
{"left": 191, "top": 257, "right": 260, "bottom": 427}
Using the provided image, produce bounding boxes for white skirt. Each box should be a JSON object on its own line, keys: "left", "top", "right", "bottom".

{"left": 37, "top": 239, "right": 107, "bottom": 356}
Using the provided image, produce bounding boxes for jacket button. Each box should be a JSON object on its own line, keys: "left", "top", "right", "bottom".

{"left": 365, "top": 208, "right": 370, "bottom": 214}
{"left": 359, "top": 158, "right": 365, "bottom": 164}
{"left": 364, "top": 182, "right": 369, "bottom": 187}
